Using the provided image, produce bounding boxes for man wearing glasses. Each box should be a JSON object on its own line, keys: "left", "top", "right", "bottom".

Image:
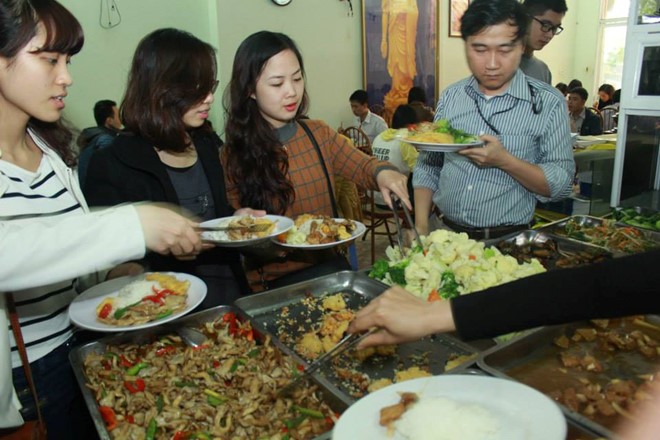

{"left": 520, "top": 0, "right": 567, "bottom": 84}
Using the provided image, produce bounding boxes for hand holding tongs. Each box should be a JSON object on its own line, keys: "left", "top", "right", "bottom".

{"left": 390, "top": 193, "right": 424, "bottom": 252}
{"left": 277, "top": 327, "right": 379, "bottom": 396}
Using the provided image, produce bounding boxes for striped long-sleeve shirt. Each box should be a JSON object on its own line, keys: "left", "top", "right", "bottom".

{"left": 413, "top": 70, "right": 575, "bottom": 228}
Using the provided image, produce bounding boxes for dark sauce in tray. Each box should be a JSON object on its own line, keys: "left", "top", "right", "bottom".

{"left": 501, "top": 317, "right": 660, "bottom": 435}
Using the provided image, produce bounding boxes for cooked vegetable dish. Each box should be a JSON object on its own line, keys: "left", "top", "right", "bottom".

{"left": 83, "top": 313, "right": 337, "bottom": 439}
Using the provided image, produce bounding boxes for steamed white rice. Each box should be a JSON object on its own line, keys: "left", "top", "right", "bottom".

{"left": 395, "top": 396, "right": 501, "bottom": 440}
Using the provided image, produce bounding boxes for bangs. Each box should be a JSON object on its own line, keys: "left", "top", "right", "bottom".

{"left": 34, "top": 0, "right": 84, "bottom": 55}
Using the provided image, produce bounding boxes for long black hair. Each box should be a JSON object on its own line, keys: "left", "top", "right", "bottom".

{"left": 0, "top": 0, "right": 84, "bottom": 165}
{"left": 121, "top": 28, "right": 217, "bottom": 152}
{"left": 223, "top": 31, "right": 309, "bottom": 214}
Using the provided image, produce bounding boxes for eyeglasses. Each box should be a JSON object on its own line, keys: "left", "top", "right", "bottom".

{"left": 532, "top": 16, "right": 564, "bottom": 35}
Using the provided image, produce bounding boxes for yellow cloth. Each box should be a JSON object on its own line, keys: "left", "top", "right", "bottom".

{"left": 334, "top": 175, "right": 362, "bottom": 221}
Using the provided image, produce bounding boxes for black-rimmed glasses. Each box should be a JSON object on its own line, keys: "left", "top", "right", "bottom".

{"left": 532, "top": 16, "right": 564, "bottom": 35}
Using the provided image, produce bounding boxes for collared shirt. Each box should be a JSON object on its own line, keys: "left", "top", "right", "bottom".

{"left": 413, "top": 69, "right": 574, "bottom": 228}
{"left": 569, "top": 108, "right": 586, "bottom": 134}
{"left": 353, "top": 110, "right": 388, "bottom": 142}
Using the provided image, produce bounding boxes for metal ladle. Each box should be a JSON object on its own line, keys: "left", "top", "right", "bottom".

{"left": 176, "top": 326, "right": 207, "bottom": 348}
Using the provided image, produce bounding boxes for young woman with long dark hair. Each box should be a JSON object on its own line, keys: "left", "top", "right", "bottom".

{"left": 84, "top": 28, "right": 262, "bottom": 307}
{"left": 223, "top": 31, "right": 411, "bottom": 291}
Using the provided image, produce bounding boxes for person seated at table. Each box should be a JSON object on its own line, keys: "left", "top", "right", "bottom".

{"left": 84, "top": 28, "right": 260, "bottom": 308}
{"left": 407, "top": 86, "right": 434, "bottom": 122}
{"left": 554, "top": 82, "right": 568, "bottom": 97}
{"left": 594, "top": 83, "right": 615, "bottom": 110}
{"left": 371, "top": 104, "right": 419, "bottom": 208}
{"left": 76, "top": 99, "right": 122, "bottom": 189}
{"left": 568, "top": 87, "right": 603, "bottom": 135}
{"left": 349, "top": 89, "right": 389, "bottom": 142}
{"left": 567, "top": 78, "right": 582, "bottom": 90}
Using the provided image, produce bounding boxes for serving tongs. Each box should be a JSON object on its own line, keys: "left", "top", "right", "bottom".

{"left": 277, "top": 327, "right": 380, "bottom": 396}
{"left": 390, "top": 193, "right": 424, "bottom": 253}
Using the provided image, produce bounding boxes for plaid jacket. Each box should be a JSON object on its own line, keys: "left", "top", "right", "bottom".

{"left": 223, "top": 119, "right": 389, "bottom": 290}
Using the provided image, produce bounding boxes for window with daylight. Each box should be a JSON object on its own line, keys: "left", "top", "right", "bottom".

{"left": 595, "top": 0, "right": 630, "bottom": 90}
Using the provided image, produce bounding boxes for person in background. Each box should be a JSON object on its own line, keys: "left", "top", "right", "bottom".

{"left": 520, "top": 0, "right": 567, "bottom": 84}
{"left": 567, "top": 78, "right": 582, "bottom": 90}
{"left": 222, "top": 31, "right": 410, "bottom": 292}
{"left": 0, "top": 1, "right": 202, "bottom": 438}
{"left": 568, "top": 87, "right": 603, "bottom": 135}
{"left": 371, "top": 104, "right": 419, "bottom": 208}
{"left": 406, "top": 86, "right": 434, "bottom": 122}
{"left": 84, "top": 28, "right": 257, "bottom": 308}
{"left": 594, "top": 83, "right": 615, "bottom": 109}
{"left": 349, "top": 89, "right": 388, "bottom": 142}
{"left": 554, "top": 82, "right": 568, "bottom": 96}
{"left": 76, "top": 99, "right": 121, "bottom": 189}
{"left": 600, "top": 88, "right": 621, "bottom": 131}
{"left": 413, "top": 0, "right": 574, "bottom": 241}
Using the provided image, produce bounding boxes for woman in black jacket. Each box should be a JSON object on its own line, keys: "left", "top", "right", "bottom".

{"left": 85, "top": 28, "right": 261, "bottom": 307}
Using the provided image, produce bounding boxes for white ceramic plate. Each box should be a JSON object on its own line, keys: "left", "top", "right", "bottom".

{"left": 275, "top": 219, "right": 366, "bottom": 250}
{"left": 69, "top": 272, "right": 207, "bottom": 332}
{"left": 199, "top": 215, "right": 293, "bottom": 248}
{"left": 404, "top": 139, "right": 483, "bottom": 152}
{"left": 332, "top": 375, "right": 566, "bottom": 440}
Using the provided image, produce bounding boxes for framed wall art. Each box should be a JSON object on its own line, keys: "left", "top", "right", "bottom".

{"left": 362, "top": 0, "right": 438, "bottom": 123}
{"left": 449, "top": 0, "right": 470, "bottom": 38}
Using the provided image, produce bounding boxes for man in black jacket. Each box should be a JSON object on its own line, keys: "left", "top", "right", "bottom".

{"left": 76, "top": 99, "right": 122, "bottom": 188}
{"left": 568, "top": 87, "right": 602, "bottom": 135}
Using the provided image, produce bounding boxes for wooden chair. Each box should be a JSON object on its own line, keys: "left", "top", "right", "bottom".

{"left": 360, "top": 190, "right": 408, "bottom": 265}
{"left": 342, "top": 126, "right": 372, "bottom": 156}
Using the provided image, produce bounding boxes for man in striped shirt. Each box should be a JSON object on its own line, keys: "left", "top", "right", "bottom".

{"left": 413, "top": 0, "right": 574, "bottom": 240}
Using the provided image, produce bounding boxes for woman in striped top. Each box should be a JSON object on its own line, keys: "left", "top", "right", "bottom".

{"left": 0, "top": 1, "right": 202, "bottom": 437}
{"left": 222, "top": 31, "right": 412, "bottom": 291}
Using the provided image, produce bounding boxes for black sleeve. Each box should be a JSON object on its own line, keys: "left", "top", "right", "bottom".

{"left": 83, "top": 148, "right": 126, "bottom": 207}
{"left": 451, "top": 249, "right": 660, "bottom": 340}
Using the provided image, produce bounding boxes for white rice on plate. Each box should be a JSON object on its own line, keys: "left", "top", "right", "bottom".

{"left": 395, "top": 396, "right": 501, "bottom": 440}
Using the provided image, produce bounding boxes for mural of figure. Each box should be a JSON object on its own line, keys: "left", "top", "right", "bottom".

{"left": 380, "top": 0, "right": 419, "bottom": 116}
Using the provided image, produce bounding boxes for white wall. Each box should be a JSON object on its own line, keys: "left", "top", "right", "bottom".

{"left": 60, "top": 0, "right": 216, "bottom": 130}
{"left": 214, "top": 0, "right": 362, "bottom": 134}
{"left": 57, "top": 0, "right": 603, "bottom": 134}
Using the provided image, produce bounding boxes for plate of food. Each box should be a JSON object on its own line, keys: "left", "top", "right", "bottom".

{"left": 199, "top": 214, "right": 293, "bottom": 247}
{"left": 69, "top": 272, "right": 207, "bottom": 332}
{"left": 332, "top": 375, "right": 566, "bottom": 440}
{"left": 274, "top": 214, "right": 366, "bottom": 250}
{"left": 400, "top": 119, "right": 483, "bottom": 152}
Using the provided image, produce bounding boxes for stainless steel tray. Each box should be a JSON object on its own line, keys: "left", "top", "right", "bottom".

{"left": 538, "top": 214, "right": 660, "bottom": 256}
{"left": 235, "top": 271, "right": 478, "bottom": 404}
{"left": 613, "top": 206, "right": 660, "bottom": 232}
{"left": 483, "top": 229, "right": 612, "bottom": 270}
{"left": 447, "top": 367, "right": 603, "bottom": 440}
{"left": 476, "top": 317, "right": 660, "bottom": 439}
{"left": 69, "top": 305, "right": 347, "bottom": 440}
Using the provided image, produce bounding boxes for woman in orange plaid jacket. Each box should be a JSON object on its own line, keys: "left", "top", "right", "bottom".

{"left": 222, "top": 31, "right": 411, "bottom": 292}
